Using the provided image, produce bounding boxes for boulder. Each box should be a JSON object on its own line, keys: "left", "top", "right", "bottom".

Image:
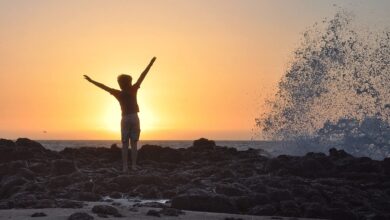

{"left": 0, "top": 139, "right": 14, "bottom": 146}
{"left": 280, "top": 200, "right": 300, "bottom": 217}
{"left": 51, "top": 159, "right": 76, "bottom": 175}
{"left": 132, "top": 185, "right": 162, "bottom": 199}
{"left": 268, "top": 189, "right": 292, "bottom": 202}
{"left": 329, "top": 148, "right": 352, "bottom": 159}
{"left": 111, "top": 175, "right": 133, "bottom": 192}
{"left": 249, "top": 204, "right": 277, "bottom": 216}
{"left": 138, "top": 145, "right": 182, "bottom": 163}
{"left": 32, "top": 199, "right": 56, "bottom": 209}
{"left": 0, "top": 200, "right": 13, "bottom": 209}
{"left": 303, "top": 202, "right": 325, "bottom": 218}
{"left": 68, "top": 212, "right": 94, "bottom": 220}
{"left": 31, "top": 212, "right": 47, "bottom": 217}
{"left": 191, "top": 138, "right": 216, "bottom": 150}
{"left": 159, "top": 207, "right": 185, "bottom": 216}
{"left": 91, "top": 205, "right": 120, "bottom": 216}
{"left": 215, "top": 183, "right": 249, "bottom": 196}
{"left": 326, "top": 208, "right": 358, "bottom": 220}
{"left": 15, "top": 138, "right": 45, "bottom": 150}
{"left": 56, "top": 199, "right": 83, "bottom": 208}
{"left": 29, "top": 162, "right": 50, "bottom": 174}
{"left": 146, "top": 209, "right": 160, "bottom": 217}
{"left": 0, "top": 176, "right": 27, "bottom": 199}
{"left": 48, "top": 175, "right": 73, "bottom": 188}
{"left": 11, "top": 193, "right": 37, "bottom": 208}
{"left": 73, "top": 192, "right": 100, "bottom": 202}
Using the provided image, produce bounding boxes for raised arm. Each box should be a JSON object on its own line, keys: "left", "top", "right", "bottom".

{"left": 135, "top": 57, "right": 156, "bottom": 87}
{"left": 84, "top": 75, "right": 115, "bottom": 93}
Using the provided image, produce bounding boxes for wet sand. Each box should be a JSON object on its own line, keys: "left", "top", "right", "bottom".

{"left": 0, "top": 201, "right": 324, "bottom": 220}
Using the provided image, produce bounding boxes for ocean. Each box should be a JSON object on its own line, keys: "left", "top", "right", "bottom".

{"left": 33, "top": 139, "right": 390, "bottom": 160}
{"left": 38, "top": 140, "right": 280, "bottom": 154}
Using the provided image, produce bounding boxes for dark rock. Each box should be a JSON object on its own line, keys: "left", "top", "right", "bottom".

{"left": 249, "top": 204, "right": 277, "bottom": 216}
{"left": 326, "top": 208, "right": 358, "bottom": 220}
{"left": 383, "top": 158, "right": 390, "bottom": 175}
{"left": 48, "top": 175, "right": 73, "bottom": 188}
{"left": 280, "top": 200, "right": 300, "bottom": 217}
{"left": 9, "top": 160, "right": 27, "bottom": 170}
{"left": 215, "top": 183, "right": 249, "bottom": 196}
{"left": 109, "top": 192, "right": 122, "bottom": 199}
{"left": 110, "top": 144, "right": 120, "bottom": 150}
{"left": 33, "top": 199, "right": 56, "bottom": 208}
{"left": 171, "top": 194, "right": 237, "bottom": 213}
{"left": 56, "top": 199, "right": 84, "bottom": 208}
{"left": 233, "top": 193, "right": 270, "bottom": 212}
{"left": 129, "top": 207, "right": 138, "bottom": 212}
{"left": 268, "top": 189, "right": 292, "bottom": 202}
{"left": 91, "top": 205, "right": 120, "bottom": 216}
{"left": 303, "top": 202, "right": 324, "bottom": 218}
{"left": 138, "top": 145, "right": 182, "bottom": 163}
{"left": 97, "top": 213, "right": 107, "bottom": 218}
{"left": 134, "top": 175, "right": 165, "bottom": 186}
{"left": 17, "top": 168, "right": 35, "bottom": 180}
{"left": 0, "top": 140, "right": 45, "bottom": 162}
{"left": 132, "top": 185, "right": 161, "bottom": 199}
{"left": 0, "top": 200, "right": 13, "bottom": 209}
{"left": 74, "top": 192, "right": 100, "bottom": 201}
{"left": 15, "top": 138, "right": 45, "bottom": 150}
{"left": 29, "top": 162, "right": 49, "bottom": 174}
{"left": 265, "top": 158, "right": 283, "bottom": 172}
{"left": 31, "top": 212, "right": 47, "bottom": 217}
{"left": 0, "top": 176, "right": 27, "bottom": 198}
{"left": 11, "top": 193, "right": 37, "bottom": 208}
{"left": 110, "top": 174, "right": 165, "bottom": 192}
{"left": 159, "top": 207, "right": 185, "bottom": 216}
{"left": 191, "top": 138, "right": 216, "bottom": 150}
{"left": 51, "top": 159, "right": 76, "bottom": 175}
{"left": 329, "top": 148, "right": 352, "bottom": 159}
{"left": 68, "top": 212, "right": 94, "bottom": 220}
{"left": 0, "top": 139, "right": 14, "bottom": 146}
{"left": 146, "top": 209, "right": 161, "bottom": 217}
{"left": 1, "top": 137, "right": 390, "bottom": 219}
{"left": 111, "top": 175, "right": 133, "bottom": 192}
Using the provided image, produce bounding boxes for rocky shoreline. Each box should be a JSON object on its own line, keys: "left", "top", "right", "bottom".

{"left": 1, "top": 138, "right": 390, "bottom": 219}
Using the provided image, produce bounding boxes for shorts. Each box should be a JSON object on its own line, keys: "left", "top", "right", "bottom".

{"left": 121, "top": 113, "right": 141, "bottom": 143}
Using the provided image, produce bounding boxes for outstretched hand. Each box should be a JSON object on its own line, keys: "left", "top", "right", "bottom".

{"left": 150, "top": 57, "right": 156, "bottom": 64}
{"left": 84, "top": 75, "right": 92, "bottom": 82}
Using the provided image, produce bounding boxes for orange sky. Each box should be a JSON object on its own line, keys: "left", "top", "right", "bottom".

{"left": 1, "top": 1, "right": 389, "bottom": 140}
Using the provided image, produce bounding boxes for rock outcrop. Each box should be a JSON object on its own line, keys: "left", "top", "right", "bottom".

{"left": 0, "top": 137, "right": 389, "bottom": 219}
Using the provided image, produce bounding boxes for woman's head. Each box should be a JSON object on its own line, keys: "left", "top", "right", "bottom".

{"left": 117, "top": 74, "right": 132, "bottom": 90}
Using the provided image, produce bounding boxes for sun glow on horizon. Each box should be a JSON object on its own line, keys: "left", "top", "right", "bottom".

{"left": 1, "top": 1, "right": 389, "bottom": 140}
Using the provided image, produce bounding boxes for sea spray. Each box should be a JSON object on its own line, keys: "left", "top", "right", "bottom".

{"left": 256, "top": 11, "right": 390, "bottom": 159}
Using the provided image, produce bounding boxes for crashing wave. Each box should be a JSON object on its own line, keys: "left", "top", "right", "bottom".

{"left": 255, "top": 11, "right": 390, "bottom": 159}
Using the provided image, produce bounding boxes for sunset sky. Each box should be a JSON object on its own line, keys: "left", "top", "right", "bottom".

{"left": 1, "top": 0, "right": 389, "bottom": 140}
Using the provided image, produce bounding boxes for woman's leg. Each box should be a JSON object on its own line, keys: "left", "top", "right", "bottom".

{"left": 122, "top": 141, "right": 129, "bottom": 173}
{"left": 130, "top": 140, "right": 138, "bottom": 170}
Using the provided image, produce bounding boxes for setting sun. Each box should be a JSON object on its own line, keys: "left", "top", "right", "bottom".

{"left": 1, "top": 1, "right": 390, "bottom": 219}
{"left": 1, "top": 1, "right": 389, "bottom": 140}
